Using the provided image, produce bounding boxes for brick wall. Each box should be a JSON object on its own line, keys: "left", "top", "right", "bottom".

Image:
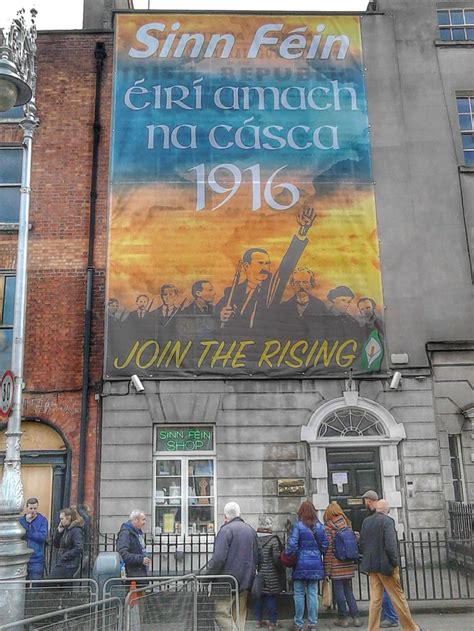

{"left": 0, "top": 31, "right": 113, "bottom": 513}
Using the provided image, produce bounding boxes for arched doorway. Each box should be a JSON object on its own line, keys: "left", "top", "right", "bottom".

{"left": 301, "top": 394, "right": 406, "bottom": 534}
{"left": 0, "top": 420, "right": 70, "bottom": 526}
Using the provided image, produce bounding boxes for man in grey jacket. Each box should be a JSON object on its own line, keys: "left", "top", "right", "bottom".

{"left": 207, "top": 501, "right": 260, "bottom": 631}
{"left": 361, "top": 500, "right": 421, "bottom": 631}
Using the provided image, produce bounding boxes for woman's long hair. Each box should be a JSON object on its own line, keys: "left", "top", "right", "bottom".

{"left": 297, "top": 500, "right": 318, "bottom": 527}
{"left": 60, "top": 506, "right": 84, "bottom": 527}
{"left": 323, "top": 501, "right": 351, "bottom": 528}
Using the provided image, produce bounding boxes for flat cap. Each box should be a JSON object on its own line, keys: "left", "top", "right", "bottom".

{"left": 362, "top": 490, "right": 379, "bottom": 501}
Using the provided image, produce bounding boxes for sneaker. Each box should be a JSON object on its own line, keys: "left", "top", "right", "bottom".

{"left": 256, "top": 624, "right": 267, "bottom": 629}
{"left": 334, "top": 620, "right": 349, "bottom": 628}
{"left": 352, "top": 618, "right": 362, "bottom": 628}
{"left": 380, "top": 622, "right": 399, "bottom": 628}
{"left": 290, "top": 625, "right": 303, "bottom": 631}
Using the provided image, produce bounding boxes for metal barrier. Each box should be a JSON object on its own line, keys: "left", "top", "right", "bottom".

{"left": 122, "top": 574, "right": 240, "bottom": 631}
{"left": 0, "top": 578, "right": 99, "bottom": 621}
{"left": 0, "top": 596, "right": 122, "bottom": 631}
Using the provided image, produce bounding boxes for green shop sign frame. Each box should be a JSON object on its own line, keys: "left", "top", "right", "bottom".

{"left": 156, "top": 425, "right": 214, "bottom": 453}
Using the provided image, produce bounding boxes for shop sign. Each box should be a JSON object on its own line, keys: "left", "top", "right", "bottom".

{"left": 156, "top": 425, "right": 214, "bottom": 452}
{"left": 278, "top": 478, "right": 305, "bottom": 496}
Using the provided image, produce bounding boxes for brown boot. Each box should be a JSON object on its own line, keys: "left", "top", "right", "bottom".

{"left": 334, "top": 620, "right": 349, "bottom": 628}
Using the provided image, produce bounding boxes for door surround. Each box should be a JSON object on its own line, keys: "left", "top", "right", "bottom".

{"left": 301, "top": 393, "right": 406, "bottom": 534}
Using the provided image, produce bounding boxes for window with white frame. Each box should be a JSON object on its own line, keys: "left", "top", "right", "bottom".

{"left": 0, "top": 273, "right": 15, "bottom": 373}
{"left": 153, "top": 425, "right": 216, "bottom": 536}
{"left": 438, "top": 8, "right": 474, "bottom": 40}
{"left": 0, "top": 147, "right": 22, "bottom": 224}
{"left": 448, "top": 434, "right": 466, "bottom": 503}
{"left": 456, "top": 96, "right": 474, "bottom": 166}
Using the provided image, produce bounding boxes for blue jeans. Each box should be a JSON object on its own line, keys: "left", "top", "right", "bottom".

{"left": 255, "top": 594, "right": 278, "bottom": 624}
{"left": 27, "top": 566, "right": 44, "bottom": 582}
{"left": 293, "top": 579, "right": 318, "bottom": 627}
{"left": 332, "top": 579, "right": 359, "bottom": 619}
{"left": 382, "top": 590, "right": 399, "bottom": 623}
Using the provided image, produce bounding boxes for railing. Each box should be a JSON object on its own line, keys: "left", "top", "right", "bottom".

{"left": 449, "top": 501, "right": 474, "bottom": 540}
{"left": 41, "top": 531, "right": 473, "bottom": 602}
{"left": 0, "top": 596, "right": 122, "bottom": 631}
{"left": 0, "top": 578, "right": 99, "bottom": 621}
{"left": 123, "top": 574, "right": 239, "bottom": 631}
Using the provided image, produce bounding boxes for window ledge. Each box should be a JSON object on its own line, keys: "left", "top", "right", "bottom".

{"left": 459, "top": 166, "right": 474, "bottom": 173}
{"left": 0, "top": 223, "right": 19, "bottom": 233}
{"left": 435, "top": 39, "right": 474, "bottom": 47}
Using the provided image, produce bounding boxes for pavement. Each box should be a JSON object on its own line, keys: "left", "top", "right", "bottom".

{"left": 243, "top": 611, "right": 474, "bottom": 630}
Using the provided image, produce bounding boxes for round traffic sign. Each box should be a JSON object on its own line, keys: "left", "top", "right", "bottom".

{"left": 0, "top": 370, "right": 15, "bottom": 420}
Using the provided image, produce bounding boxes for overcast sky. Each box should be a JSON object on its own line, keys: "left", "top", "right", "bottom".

{"left": 0, "top": 1, "right": 368, "bottom": 30}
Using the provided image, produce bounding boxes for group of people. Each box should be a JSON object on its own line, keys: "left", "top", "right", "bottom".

{"left": 107, "top": 208, "right": 383, "bottom": 355}
{"left": 20, "top": 498, "right": 85, "bottom": 582}
{"left": 187, "top": 494, "right": 423, "bottom": 631}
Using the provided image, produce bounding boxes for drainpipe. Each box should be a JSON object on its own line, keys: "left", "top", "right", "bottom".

{"left": 77, "top": 41, "right": 106, "bottom": 506}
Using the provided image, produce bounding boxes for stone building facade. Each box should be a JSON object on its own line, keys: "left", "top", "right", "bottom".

{"left": 1, "top": 0, "right": 472, "bottom": 538}
{"left": 98, "top": 0, "right": 474, "bottom": 540}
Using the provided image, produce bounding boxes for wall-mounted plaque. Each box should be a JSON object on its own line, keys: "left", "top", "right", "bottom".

{"left": 278, "top": 479, "right": 305, "bottom": 497}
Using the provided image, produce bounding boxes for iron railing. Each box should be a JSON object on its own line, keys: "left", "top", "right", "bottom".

{"left": 41, "top": 531, "right": 473, "bottom": 601}
{"left": 449, "top": 501, "right": 474, "bottom": 540}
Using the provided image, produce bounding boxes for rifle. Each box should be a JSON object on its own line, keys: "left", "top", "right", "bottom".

{"left": 220, "top": 259, "right": 242, "bottom": 328}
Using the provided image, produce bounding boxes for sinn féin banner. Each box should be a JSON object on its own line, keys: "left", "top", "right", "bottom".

{"left": 106, "top": 13, "right": 385, "bottom": 378}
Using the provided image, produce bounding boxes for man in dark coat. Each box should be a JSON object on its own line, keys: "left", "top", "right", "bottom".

{"left": 116, "top": 510, "right": 151, "bottom": 578}
{"left": 216, "top": 208, "right": 315, "bottom": 336}
{"left": 360, "top": 500, "right": 421, "bottom": 631}
{"left": 207, "top": 501, "right": 261, "bottom": 631}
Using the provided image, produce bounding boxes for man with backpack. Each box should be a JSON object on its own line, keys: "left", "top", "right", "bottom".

{"left": 323, "top": 502, "right": 362, "bottom": 627}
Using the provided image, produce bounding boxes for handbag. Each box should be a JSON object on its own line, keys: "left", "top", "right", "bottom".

{"left": 280, "top": 549, "right": 297, "bottom": 568}
{"left": 251, "top": 572, "right": 263, "bottom": 599}
{"left": 322, "top": 578, "right": 332, "bottom": 609}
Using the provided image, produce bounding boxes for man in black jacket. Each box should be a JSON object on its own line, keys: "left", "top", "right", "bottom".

{"left": 207, "top": 501, "right": 261, "bottom": 631}
{"left": 116, "top": 510, "right": 151, "bottom": 577}
{"left": 360, "top": 500, "right": 421, "bottom": 631}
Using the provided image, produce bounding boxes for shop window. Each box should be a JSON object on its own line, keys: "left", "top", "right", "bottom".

{"left": 0, "top": 147, "right": 22, "bottom": 223}
{"left": 318, "top": 407, "right": 386, "bottom": 438}
{"left": 153, "top": 425, "right": 216, "bottom": 537}
{"left": 438, "top": 9, "right": 474, "bottom": 40}
{"left": 448, "top": 434, "right": 466, "bottom": 503}
{"left": 0, "top": 274, "right": 15, "bottom": 372}
{"left": 456, "top": 96, "right": 474, "bottom": 166}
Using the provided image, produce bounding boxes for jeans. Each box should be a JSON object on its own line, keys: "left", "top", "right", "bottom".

{"left": 27, "top": 565, "right": 44, "bottom": 581}
{"left": 382, "top": 590, "right": 399, "bottom": 623}
{"left": 255, "top": 594, "right": 278, "bottom": 624}
{"left": 332, "top": 578, "right": 359, "bottom": 619}
{"left": 293, "top": 579, "right": 318, "bottom": 627}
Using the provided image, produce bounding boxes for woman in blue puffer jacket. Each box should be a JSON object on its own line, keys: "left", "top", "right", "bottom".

{"left": 285, "top": 500, "right": 329, "bottom": 631}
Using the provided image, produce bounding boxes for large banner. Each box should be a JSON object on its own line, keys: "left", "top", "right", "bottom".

{"left": 106, "top": 13, "right": 385, "bottom": 379}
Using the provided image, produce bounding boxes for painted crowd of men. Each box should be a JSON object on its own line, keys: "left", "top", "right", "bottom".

{"left": 107, "top": 207, "right": 383, "bottom": 355}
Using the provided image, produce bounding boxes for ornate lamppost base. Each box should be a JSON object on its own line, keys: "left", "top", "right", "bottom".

{"left": 0, "top": 511, "right": 32, "bottom": 624}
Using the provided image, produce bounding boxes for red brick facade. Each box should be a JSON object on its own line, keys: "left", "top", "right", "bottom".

{"left": 0, "top": 32, "right": 113, "bottom": 514}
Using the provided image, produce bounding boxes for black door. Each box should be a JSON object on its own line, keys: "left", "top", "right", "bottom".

{"left": 326, "top": 447, "right": 382, "bottom": 532}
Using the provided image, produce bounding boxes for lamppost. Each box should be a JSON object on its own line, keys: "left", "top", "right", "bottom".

{"left": 0, "top": 8, "right": 38, "bottom": 624}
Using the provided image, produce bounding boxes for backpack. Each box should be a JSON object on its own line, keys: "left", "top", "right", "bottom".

{"left": 334, "top": 527, "right": 359, "bottom": 561}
